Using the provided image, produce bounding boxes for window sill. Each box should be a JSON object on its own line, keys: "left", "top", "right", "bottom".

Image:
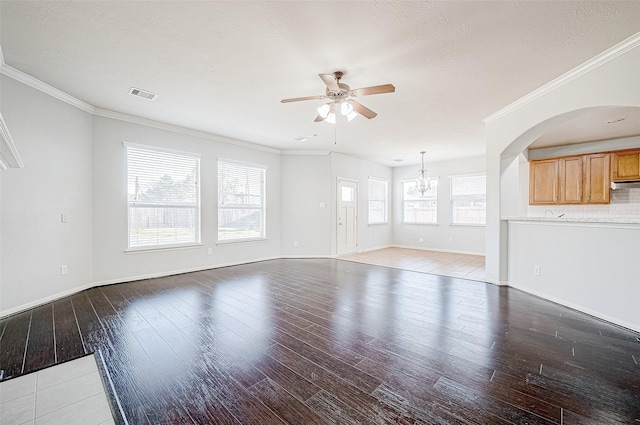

{"left": 402, "top": 223, "right": 439, "bottom": 226}
{"left": 125, "top": 243, "right": 203, "bottom": 254}
{"left": 368, "top": 222, "right": 389, "bottom": 226}
{"left": 216, "top": 238, "right": 267, "bottom": 246}
{"left": 449, "top": 223, "right": 486, "bottom": 227}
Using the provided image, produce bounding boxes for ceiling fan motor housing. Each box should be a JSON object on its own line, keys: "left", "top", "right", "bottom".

{"left": 326, "top": 83, "right": 351, "bottom": 101}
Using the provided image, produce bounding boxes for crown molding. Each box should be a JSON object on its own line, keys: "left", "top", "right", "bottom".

{"left": 0, "top": 64, "right": 95, "bottom": 114}
{"left": 280, "top": 150, "right": 330, "bottom": 155}
{"left": 0, "top": 47, "right": 280, "bottom": 154}
{"left": 484, "top": 31, "right": 640, "bottom": 124}
{"left": 93, "top": 108, "right": 281, "bottom": 154}
{"left": 0, "top": 111, "right": 24, "bottom": 170}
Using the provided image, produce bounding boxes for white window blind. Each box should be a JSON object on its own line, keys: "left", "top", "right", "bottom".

{"left": 126, "top": 144, "right": 200, "bottom": 249}
{"left": 402, "top": 178, "right": 438, "bottom": 224}
{"left": 218, "top": 160, "right": 266, "bottom": 242}
{"left": 450, "top": 174, "right": 486, "bottom": 225}
{"left": 368, "top": 178, "right": 388, "bottom": 224}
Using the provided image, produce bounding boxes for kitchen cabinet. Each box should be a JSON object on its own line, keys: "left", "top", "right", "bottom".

{"left": 611, "top": 149, "right": 640, "bottom": 181}
{"left": 584, "top": 153, "right": 610, "bottom": 204}
{"left": 529, "top": 159, "right": 558, "bottom": 204}
{"left": 529, "top": 152, "right": 611, "bottom": 205}
{"left": 558, "top": 156, "right": 583, "bottom": 204}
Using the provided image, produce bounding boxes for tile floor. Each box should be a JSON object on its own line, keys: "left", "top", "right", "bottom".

{"left": 341, "top": 247, "right": 486, "bottom": 281}
{"left": 0, "top": 354, "right": 116, "bottom": 425}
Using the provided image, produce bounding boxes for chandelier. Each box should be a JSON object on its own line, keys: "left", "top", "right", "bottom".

{"left": 415, "top": 151, "right": 431, "bottom": 196}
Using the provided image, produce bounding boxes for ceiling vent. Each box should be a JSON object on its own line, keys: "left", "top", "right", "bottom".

{"left": 128, "top": 87, "right": 158, "bottom": 101}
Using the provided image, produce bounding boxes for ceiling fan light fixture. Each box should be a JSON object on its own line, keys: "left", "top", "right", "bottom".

{"left": 340, "top": 102, "right": 353, "bottom": 115}
{"left": 341, "top": 102, "right": 358, "bottom": 122}
{"left": 317, "top": 103, "right": 331, "bottom": 118}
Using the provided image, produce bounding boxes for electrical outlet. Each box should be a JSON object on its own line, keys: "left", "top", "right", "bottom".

{"left": 448, "top": 237, "right": 453, "bottom": 243}
{"left": 534, "top": 265, "right": 540, "bottom": 276}
{"left": 61, "top": 213, "right": 68, "bottom": 223}
{"left": 294, "top": 241, "right": 299, "bottom": 247}
{"left": 419, "top": 238, "right": 424, "bottom": 243}
{"left": 60, "top": 265, "right": 68, "bottom": 276}
{"left": 207, "top": 248, "right": 213, "bottom": 255}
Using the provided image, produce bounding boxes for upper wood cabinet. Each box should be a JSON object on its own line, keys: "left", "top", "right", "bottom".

{"left": 584, "top": 153, "right": 610, "bottom": 204}
{"left": 558, "top": 156, "right": 583, "bottom": 204}
{"left": 611, "top": 149, "right": 640, "bottom": 181}
{"left": 529, "top": 152, "right": 611, "bottom": 205}
{"left": 529, "top": 159, "right": 558, "bottom": 204}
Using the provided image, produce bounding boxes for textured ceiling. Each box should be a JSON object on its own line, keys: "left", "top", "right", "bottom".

{"left": 1, "top": 1, "right": 640, "bottom": 166}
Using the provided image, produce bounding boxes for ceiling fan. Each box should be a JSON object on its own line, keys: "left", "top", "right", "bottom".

{"left": 281, "top": 71, "right": 395, "bottom": 123}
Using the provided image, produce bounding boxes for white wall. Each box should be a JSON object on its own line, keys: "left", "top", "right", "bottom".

{"left": 508, "top": 221, "right": 640, "bottom": 332}
{"left": 91, "top": 115, "right": 282, "bottom": 285}
{"left": 392, "top": 155, "right": 486, "bottom": 255}
{"left": 330, "top": 152, "right": 393, "bottom": 255}
{"left": 0, "top": 75, "right": 93, "bottom": 314}
{"left": 280, "top": 154, "right": 332, "bottom": 256}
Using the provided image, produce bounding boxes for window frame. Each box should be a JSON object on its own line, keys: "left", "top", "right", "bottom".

{"left": 217, "top": 158, "right": 267, "bottom": 244}
{"left": 368, "top": 177, "right": 389, "bottom": 225}
{"left": 449, "top": 173, "right": 486, "bottom": 226}
{"left": 125, "top": 142, "right": 201, "bottom": 252}
{"left": 401, "top": 177, "right": 438, "bottom": 225}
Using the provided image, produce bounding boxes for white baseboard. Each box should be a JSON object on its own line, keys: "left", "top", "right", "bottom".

{"left": 1, "top": 256, "right": 279, "bottom": 318}
{"left": 0, "top": 282, "right": 95, "bottom": 318}
{"left": 483, "top": 277, "right": 509, "bottom": 286}
{"left": 3, "top": 257, "right": 637, "bottom": 334}
{"left": 390, "top": 244, "right": 485, "bottom": 257}
{"left": 91, "top": 256, "right": 282, "bottom": 288}
{"left": 280, "top": 255, "right": 333, "bottom": 259}
{"left": 508, "top": 282, "right": 640, "bottom": 334}
{"left": 355, "top": 244, "right": 393, "bottom": 254}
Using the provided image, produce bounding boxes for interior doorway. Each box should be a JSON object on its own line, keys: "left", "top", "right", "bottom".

{"left": 337, "top": 178, "right": 358, "bottom": 256}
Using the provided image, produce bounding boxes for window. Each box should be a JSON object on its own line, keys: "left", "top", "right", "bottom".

{"left": 218, "top": 160, "right": 266, "bottom": 242}
{"left": 368, "top": 178, "right": 388, "bottom": 224}
{"left": 402, "top": 178, "right": 438, "bottom": 224}
{"left": 126, "top": 143, "right": 200, "bottom": 250}
{"left": 450, "top": 174, "right": 486, "bottom": 225}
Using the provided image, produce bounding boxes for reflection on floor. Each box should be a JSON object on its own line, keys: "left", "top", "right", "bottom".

{"left": 341, "top": 247, "right": 486, "bottom": 281}
{"left": 1, "top": 259, "right": 639, "bottom": 423}
{"left": 0, "top": 355, "right": 115, "bottom": 425}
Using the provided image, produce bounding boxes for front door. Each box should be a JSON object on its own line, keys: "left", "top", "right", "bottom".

{"left": 337, "top": 179, "right": 357, "bottom": 255}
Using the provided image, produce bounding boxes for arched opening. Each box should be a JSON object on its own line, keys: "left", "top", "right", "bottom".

{"left": 495, "top": 105, "right": 640, "bottom": 331}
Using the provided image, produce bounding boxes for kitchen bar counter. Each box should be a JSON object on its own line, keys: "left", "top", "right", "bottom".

{"left": 502, "top": 216, "right": 640, "bottom": 225}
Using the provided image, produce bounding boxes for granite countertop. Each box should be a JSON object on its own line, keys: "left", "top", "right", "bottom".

{"left": 502, "top": 216, "right": 640, "bottom": 224}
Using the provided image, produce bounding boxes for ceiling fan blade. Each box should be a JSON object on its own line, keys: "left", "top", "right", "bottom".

{"left": 314, "top": 115, "right": 325, "bottom": 122}
{"left": 350, "top": 84, "right": 395, "bottom": 97}
{"left": 347, "top": 100, "right": 377, "bottom": 119}
{"left": 281, "top": 95, "right": 326, "bottom": 103}
{"left": 319, "top": 73, "right": 340, "bottom": 92}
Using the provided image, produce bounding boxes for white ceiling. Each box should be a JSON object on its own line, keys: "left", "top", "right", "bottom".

{"left": 1, "top": 1, "right": 640, "bottom": 167}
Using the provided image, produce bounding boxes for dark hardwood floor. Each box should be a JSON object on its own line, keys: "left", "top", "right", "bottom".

{"left": 1, "top": 259, "right": 639, "bottom": 424}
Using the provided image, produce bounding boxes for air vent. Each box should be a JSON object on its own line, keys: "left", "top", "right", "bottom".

{"left": 128, "top": 87, "right": 158, "bottom": 100}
